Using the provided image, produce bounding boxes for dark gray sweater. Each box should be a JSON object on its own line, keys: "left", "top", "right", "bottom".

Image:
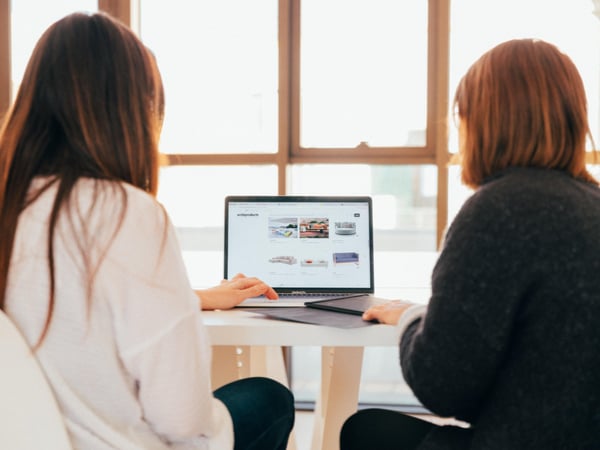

{"left": 401, "top": 168, "right": 600, "bottom": 449}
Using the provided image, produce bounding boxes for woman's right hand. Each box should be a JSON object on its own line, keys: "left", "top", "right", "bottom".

{"left": 196, "top": 273, "right": 278, "bottom": 310}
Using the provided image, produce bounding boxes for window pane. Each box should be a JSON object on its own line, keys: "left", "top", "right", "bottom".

{"left": 300, "top": 0, "right": 428, "bottom": 148}
{"left": 449, "top": 0, "right": 600, "bottom": 150}
{"left": 158, "top": 165, "right": 277, "bottom": 254}
{"left": 290, "top": 164, "right": 437, "bottom": 251}
{"left": 140, "top": 1, "right": 278, "bottom": 154}
{"left": 587, "top": 164, "right": 600, "bottom": 182}
{"left": 11, "top": 0, "right": 97, "bottom": 98}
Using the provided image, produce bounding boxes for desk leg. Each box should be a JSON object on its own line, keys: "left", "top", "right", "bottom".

{"left": 211, "top": 346, "right": 297, "bottom": 450}
{"left": 211, "top": 346, "right": 242, "bottom": 390}
{"left": 311, "top": 346, "right": 364, "bottom": 450}
{"left": 247, "top": 346, "right": 291, "bottom": 388}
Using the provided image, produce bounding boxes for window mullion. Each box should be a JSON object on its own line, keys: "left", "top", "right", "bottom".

{"left": 429, "top": 0, "right": 451, "bottom": 249}
{"left": 98, "top": 0, "right": 133, "bottom": 27}
{"left": 279, "top": 0, "right": 294, "bottom": 194}
{"left": 0, "top": 0, "right": 9, "bottom": 119}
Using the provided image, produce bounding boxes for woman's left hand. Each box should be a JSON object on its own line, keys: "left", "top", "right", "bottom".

{"left": 195, "top": 273, "right": 278, "bottom": 310}
{"left": 362, "top": 300, "right": 415, "bottom": 325}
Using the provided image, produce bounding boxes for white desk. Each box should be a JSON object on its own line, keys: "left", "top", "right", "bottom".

{"left": 204, "top": 309, "right": 401, "bottom": 450}
{"left": 187, "top": 251, "right": 438, "bottom": 450}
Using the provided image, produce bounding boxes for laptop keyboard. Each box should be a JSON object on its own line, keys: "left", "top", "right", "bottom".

{"left": 278, "top": 292, "right": 360, "bottom": 298}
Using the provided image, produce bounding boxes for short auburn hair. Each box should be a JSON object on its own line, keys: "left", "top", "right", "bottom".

{"left": 453, "top": 38, "right": 597, "bottom": 189}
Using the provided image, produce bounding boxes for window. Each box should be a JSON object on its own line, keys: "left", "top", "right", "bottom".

{"left": 4, "top": 0, "right": 599, "bottom": 412}
{"left": 157, "top": 165, "right": 278, "bottom": 258}
{"left": 299, "top": 0, "right": 428, "bottom": 149}
{"left": 139, "top": 0, "right": 446, "bottom": 253}
{"left": 10, "top": 0, "right": 97, "bottom": 99}
{"left": 450, "top": 0, "right": 600, "bottom": 145}
{"left": 289, "top": 164, "right": 437, "bottom": 251}
{"left": 141, "top": 0, "right": 279, "bottom": 155}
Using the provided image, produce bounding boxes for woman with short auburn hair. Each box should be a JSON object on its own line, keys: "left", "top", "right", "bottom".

{"left": 340, "top": 38, "right": 600, "bottom": 450}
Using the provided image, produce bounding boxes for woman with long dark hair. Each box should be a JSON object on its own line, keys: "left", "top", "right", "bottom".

{"left": 0, "top": 12, "right": 293, "bottom": 449}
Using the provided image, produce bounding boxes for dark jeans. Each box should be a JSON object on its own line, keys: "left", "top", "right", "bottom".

{"left": 214, "top": 377, "right": 295, "bottom": 450}
{"left": 340, "top": 408, "right": 435, "bottom": 450}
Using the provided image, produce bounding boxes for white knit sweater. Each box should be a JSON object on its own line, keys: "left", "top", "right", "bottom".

{"left": 6, "top": 177, "right": 233, "bottom": 450}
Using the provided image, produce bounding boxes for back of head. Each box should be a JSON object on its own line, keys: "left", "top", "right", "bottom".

{"left": 454, "top": 38, "right": 597, "bottom": 188}
{"left": 0, "top": 12, "right": 164, "bottom": 322}
{"left": 0, "top": 11, "right": 164, "bottom": 198}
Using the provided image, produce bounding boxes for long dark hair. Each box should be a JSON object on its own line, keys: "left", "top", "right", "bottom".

{"left": 0, "top": 12, "right": 165, "bottom": 345}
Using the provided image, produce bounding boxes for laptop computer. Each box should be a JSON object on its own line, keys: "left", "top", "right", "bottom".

{"left": 225, "top": 195, "right": 385, "bottom": 308}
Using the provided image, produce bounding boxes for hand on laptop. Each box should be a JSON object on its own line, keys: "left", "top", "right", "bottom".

{"left": 362, "top": 300, "right": 415, "bottom": 325}
{"left": 196, "top": 273, "right": 279, "bottom": 310}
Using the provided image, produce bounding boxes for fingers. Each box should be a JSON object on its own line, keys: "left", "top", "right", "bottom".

{"left": 229, "top": 276, "right": 261, "bottom": 289}
{"left": 221, "top": 274, "right": 279, "bottom": 301}
{"left": 242, "top": 281, "right": 278, "bottom": 300}
{"left": 229, "top": 276, "right": 279, "bottom": 300}
{"left": 362, "top": 305, "right": 383, "bottom": 322}
{"left": 361, "top": 300, "right": 413, "bottom": 325}
{"left": 263, "top": 286, "right": 279, "bottom": 300}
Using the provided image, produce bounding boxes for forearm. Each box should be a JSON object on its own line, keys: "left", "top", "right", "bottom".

{"left": 194, "top": 289, "right": 234, "bottom": 310}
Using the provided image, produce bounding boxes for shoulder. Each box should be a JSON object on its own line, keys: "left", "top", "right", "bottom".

{"left": 72, "top": 178, "right": 168, "bottom": 232}
{"left": 63, "top": 179, "right": 174, "bottom": 270}
{"left": 24, "top": 177, "right": 167, "bottom": 233}
{"left": 73, "top": 178, "right": 164, "bottom": 215}
{"left": 459, "top": 168, "right": 596, "bottom": 220}
{"left": 446, "top": 167, "right": 600, "bottom": 248}
{"left": 477, "top": 167, "right": 600, "bottom": 203}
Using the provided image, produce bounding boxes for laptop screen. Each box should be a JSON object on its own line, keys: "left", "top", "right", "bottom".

{"left": 224, "top": 196, "right": 374, "bottom": 294}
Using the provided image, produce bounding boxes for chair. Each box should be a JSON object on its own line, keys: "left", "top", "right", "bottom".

{"left": 0, "top": 310, "right": 72, "bottom": 449}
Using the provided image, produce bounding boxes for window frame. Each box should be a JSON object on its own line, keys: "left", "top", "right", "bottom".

{"left": 0, "top": 0, "right": 9, "bottom": 117}
{"left": 0, "top": 0, "right": 452, "bottom": 247}
{"left": 157, "top": 0, "right": 451, "bottom": 247}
